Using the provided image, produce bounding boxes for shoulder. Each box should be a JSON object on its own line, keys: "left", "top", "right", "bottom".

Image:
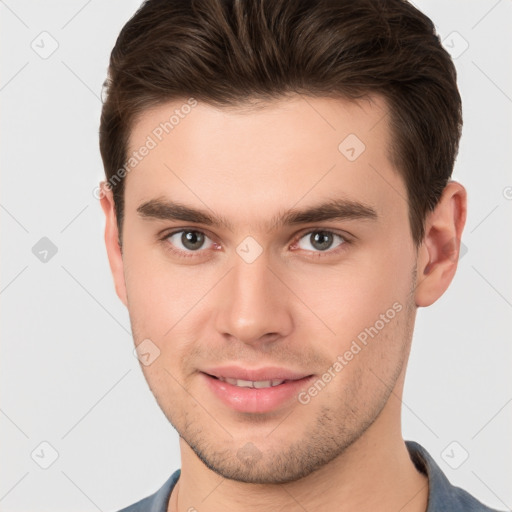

{"left": 405, "top": 441, "right": 505, "bottom": 512}
{"left": 113, "top": 469, "right": 181, "bottom": 512}
{"left": 444, "top": 484, "right": 506, "bottom": 512}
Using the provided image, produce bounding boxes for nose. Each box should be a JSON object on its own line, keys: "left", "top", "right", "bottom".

{"left": 213, "top": 251, "right": 294, "bottom": 347}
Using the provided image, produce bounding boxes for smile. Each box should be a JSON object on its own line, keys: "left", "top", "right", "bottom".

{"left": 212, "top": 376, "right": 287, "bottom": 388}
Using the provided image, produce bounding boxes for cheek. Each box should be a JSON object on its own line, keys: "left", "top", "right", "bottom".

{"left": 122, "top": 247, "right": 216, "bottom": 367}
{"left": 290, "top": 251, "right": 410, "bottom": 346}
{"left": 122, "top": 241, "right": 204, "bottom": 325}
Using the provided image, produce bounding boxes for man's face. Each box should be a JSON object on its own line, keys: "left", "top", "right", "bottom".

{"left": 113, "top": 95, "right": 420, "bottom": 483}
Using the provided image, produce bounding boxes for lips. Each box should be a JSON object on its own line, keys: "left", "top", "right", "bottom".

{"left": 201, "top": 365, "right": 310, "bottom": 382}
{"left": 208, "top": 376, "right": 288, "bottom": 388}
{"left": 200, "top": 366, "right": 315, "bottom": 413}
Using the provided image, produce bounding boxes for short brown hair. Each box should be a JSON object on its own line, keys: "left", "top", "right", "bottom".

{"left": 99, "top": 0, "right": 462, "bottom": 248}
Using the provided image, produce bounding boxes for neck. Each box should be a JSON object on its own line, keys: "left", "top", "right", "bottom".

{"left": 168, "top": 392, "right": 428, "bottom": 512}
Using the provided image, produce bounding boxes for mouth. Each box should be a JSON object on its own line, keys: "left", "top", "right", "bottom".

{"left": 200, "top": 368, "right": 315, "bottom": 413}
{"left": 205, "top": 374, "right": 294, "bottom": 389}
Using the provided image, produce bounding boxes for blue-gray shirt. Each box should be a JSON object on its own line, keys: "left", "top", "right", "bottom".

{"left": 115, "top": 441, "right": 504, "bottom": 511}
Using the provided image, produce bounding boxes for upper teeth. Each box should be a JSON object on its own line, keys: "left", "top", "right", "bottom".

{"left": 218, "top": 377, "right": 286, "bottom": 388}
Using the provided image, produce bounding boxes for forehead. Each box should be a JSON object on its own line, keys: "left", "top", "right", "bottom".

{"left": 129, "top": 93, "right": 390, "bottom": 156}
{"left": 124, "top": 94, "right": 407, "bottom": 233}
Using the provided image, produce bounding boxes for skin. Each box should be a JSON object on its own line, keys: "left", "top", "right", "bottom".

{"left": 100, "top": 94, "right": 467, "bottom": 512}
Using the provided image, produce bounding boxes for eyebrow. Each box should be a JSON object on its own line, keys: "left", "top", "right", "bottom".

{"left": 136, "top": 196, "right": 378, "bottom": 231}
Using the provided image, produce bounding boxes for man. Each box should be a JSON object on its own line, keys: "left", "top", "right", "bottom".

{"left": 98, "top": 1, "right": 502, "bottom": 511}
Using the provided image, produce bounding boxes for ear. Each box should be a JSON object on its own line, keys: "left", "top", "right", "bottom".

{"left": 414, "top": 180, "right": 467, "bottom": 307}
{"left": 99, "top": 182, "right": 128, "bottom": 307}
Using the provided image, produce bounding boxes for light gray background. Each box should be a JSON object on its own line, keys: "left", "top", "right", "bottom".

{"left": 1, "top": 1, "right": 511, "bottom": 511}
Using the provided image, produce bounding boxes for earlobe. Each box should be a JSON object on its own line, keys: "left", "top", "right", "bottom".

{"left": 414, "top": 181, "right": 467, "bottom": 308}
{"left": 99, "top": 181, "right": 128, "bottom": 307}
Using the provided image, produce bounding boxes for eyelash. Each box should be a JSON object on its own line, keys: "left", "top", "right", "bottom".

{"left": 158, "top": 228, "right": 352, "bottom": 260}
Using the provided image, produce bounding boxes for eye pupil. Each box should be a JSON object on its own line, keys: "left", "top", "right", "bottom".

{"left": 182, "top": 230, "right": 204, "bottom": 250}
{"left": 311, "top": 231, "right": 333, "bottom": 251}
